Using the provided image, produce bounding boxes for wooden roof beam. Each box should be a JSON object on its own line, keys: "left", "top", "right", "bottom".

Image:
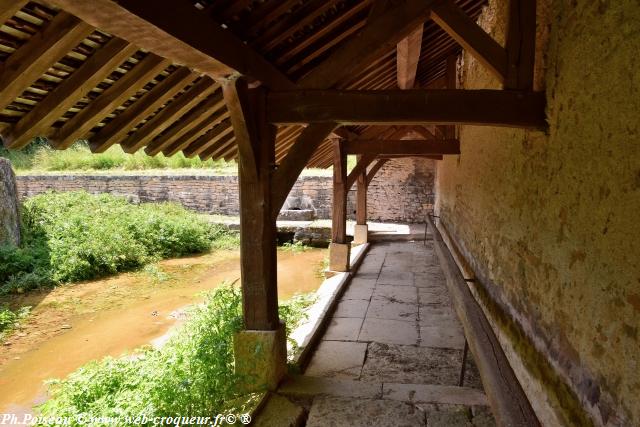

{"left": 346, "top": 154, "right": 375, "bottom": 190}
{"left": 397, "top": 25, "right": 424, "bottom": 89}
{"left": 344, "top": 139, "right": 460, "bottom": 155}
{"left": 90, "top": 67, "right": 196, "bottom": 153}
{"left": 3, "top": 38, "right": 137, "bottom": 149}
{"left": 430, "top": 0, "right": 508, "bottom": 82}
{"left": 183, "top": 120, "right": 234, "bottom": 158}
{"left": 366, "top": 158, "right": 388, "bottom": 183}
{"left": 163, "top": 109, "right": 230, "bottom": 157}
{"left": 144, "top": 91, "right": 226, "bottom": 156}
{"left": 49, "top": 0, "right": 295, "bottom": 89}
{"left": 0, "top": 11, "right": 94, "bottom": 114}
{"left": 53, "top": 53, "right": 171, "bottom": 149}
{"left": 0, "top": 1, "right": 28, "bottom": 28}
{"left": 505, "top": 0, "right": 536, "bottom": 90}
{"left": 268, "top": 89, "right": 547, "bottom": 129}
{"left": 297, "top": 0, "right": 436, "bottom": 89}
{"left": 120, "top": 77, "right": 217, "bottom": 154}
{"left": 270, "top": 123, "right": 337, "bottom": 218}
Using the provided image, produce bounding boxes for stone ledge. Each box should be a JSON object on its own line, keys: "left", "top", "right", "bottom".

{"left": 288, "top": 243, "right": 370, "bottom": 369}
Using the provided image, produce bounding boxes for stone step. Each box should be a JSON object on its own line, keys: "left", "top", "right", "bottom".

{"left": 279, "top": 375, "right": 488, "bottom": 407}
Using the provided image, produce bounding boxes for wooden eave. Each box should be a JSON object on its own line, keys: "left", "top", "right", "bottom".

{"left": 0, "top": 0, "right": 495, "bottom": 167}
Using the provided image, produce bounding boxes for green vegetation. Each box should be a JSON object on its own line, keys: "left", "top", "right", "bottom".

{"left": 0, "top": 140, "right": 237, "bottom": 173}
{"left": 0, "top": 191, "right": 235, "bottom": 294}
{"left": 279, "top": 241, "right": 312, "bottom": 252}
{"left": 37, "top": 285, "right": 314, "bottom": 425}
{"left": 0, "top": 304, "right": 30, "bottom": 338}
{"left": 0, "top": 140, "right": 352, "bottom": 175}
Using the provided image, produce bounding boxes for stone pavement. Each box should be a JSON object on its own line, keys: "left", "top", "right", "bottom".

{"left": 277, "top": 239, "right": 496, "bottom": 426}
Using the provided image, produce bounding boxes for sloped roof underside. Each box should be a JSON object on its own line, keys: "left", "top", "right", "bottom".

{"left": 0, "top": 0, "right": 486, "bottom": 167}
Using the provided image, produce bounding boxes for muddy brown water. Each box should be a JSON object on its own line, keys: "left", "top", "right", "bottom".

{"left": 0, "top": 248, "right": 326, "bottom": 415}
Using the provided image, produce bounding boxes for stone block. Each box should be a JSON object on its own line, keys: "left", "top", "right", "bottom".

{"left": 234, "top": 323, "right": 287, "bottom": 392}
{"left": 329, "top": 242, "right": 351, "bottom": 272}
{"left": 353, "top": 224, "right": 369, "bottom": 244}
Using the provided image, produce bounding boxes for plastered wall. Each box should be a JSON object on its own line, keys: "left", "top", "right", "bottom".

{"left": 435, "top": 0, "right": 639, "bottom": 425}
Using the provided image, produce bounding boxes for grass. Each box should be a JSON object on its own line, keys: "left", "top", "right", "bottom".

{"left": 36, "top": 285, "right": 314, "bottom": 425}
{"left": 0, "top": 140, "right": 237, "bottom": 174}
{"left": 0, "top": 140, "right": 356, "bottom": 176}
{"left": 0, "top": 191, "right": 237, "bottom": 295}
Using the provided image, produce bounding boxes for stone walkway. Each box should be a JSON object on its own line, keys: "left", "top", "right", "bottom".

{"left": 277, "top": 240, "right": 496, "bottom": 426}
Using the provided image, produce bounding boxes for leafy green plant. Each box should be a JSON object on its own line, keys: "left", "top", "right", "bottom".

{"left": 0, "top": 304, "right": 31, "bottom": 338}
{"left": 37, "top": 285, "right": 314, "bottom": 425}
{"left": 0, "top": 191, "right": 237, "bottom": 294}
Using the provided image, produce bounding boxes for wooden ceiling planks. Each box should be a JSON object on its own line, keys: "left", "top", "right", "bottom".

{"left": 0, "top": 0, "right": 490, "bottom": 167}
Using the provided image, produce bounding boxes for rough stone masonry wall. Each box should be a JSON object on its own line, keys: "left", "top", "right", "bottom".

{"left": 15, "top": 158, "right": 435, "bottom": 223}
{"left": 434, "top": 1, "right": 639, "bottom": 426}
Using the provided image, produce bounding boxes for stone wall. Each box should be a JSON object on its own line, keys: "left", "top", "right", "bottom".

{"left": 15, "top": 158, "right": 435, "bottom": 223}
{"left": 0, "top": 158, "right": 20, "bottom": 246}
{"left": 435, "top": 1, "right": 639, "bottom": 425}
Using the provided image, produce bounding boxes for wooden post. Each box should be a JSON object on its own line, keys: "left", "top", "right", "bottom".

{"left": 353, "top": 155, "right": 369, "bottom": 244}
{"left": 329, "top": 138, "right": 350, "bottom": 271}
{"left": 223, "top": 76, "right": 285, "bottom": 391}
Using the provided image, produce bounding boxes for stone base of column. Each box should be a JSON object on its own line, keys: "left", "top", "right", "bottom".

{"left": 233, "top": 322, "right": 287, "bottom": 392}
{"left": 329, "top": 242, "right": 351, "bottom": 272}
{"left": 353, "top": 224, "right": 369, "bottom": 245}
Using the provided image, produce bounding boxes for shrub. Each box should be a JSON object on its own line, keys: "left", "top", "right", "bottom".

{"left": 37, "top": 285, "right": 314, "bottom": 424}
{"left": 0, "top": 304, "right": 31, "bottom": 337}
{"left": 0, "top": 191, "right": 234, "bottom": 293}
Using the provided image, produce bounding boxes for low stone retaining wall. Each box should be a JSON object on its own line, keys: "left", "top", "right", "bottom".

{"left": 15, "top": 158, "right": 436, "bottom": 222}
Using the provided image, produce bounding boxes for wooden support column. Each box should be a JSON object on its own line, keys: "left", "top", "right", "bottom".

{"left": 330, "top": 138, "right": 350, "bottom": 271}
{"left": 223, "top": 76, "right": 285, "bottom": 391}
{"left": 353, "top": 155, "right": 368, "bottom": 245}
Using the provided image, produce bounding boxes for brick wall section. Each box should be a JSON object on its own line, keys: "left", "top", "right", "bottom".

{"left": 15, "top": 158, "right": 435, "bottom": 222}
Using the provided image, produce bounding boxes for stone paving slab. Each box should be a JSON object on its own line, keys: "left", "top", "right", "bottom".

{"left": 333, "top": 299, "right": 370, "bottom": 318}
{"left": 366, "top": 297, "right": 418, "bottom": 322}
{"left": 306, "top": 397, "right": 425, "bottom": 427}
{"left": 305, "top": 340, "right": 367, "bottom": 379}
{"left": 377, "top": 270, "right": 414, "bottom": 286}
{"left": 373, "top": 284, "right": 418, "bottom": 304}
{"left": 279, "top": 376, "right": 382, "bottom": 399}
{"left": 420, "top": 325, "right": 466, "bottom": 350}
{"left": 360, "top": 342, "right": 462, "bottom": 385}
{"left": 358, "top": 318, "right": 418, "bottom": 345}
{"left": 382, "top": 382, "right": 488, "bottom": 406}
{"left": 323, "top": 317, "right": 364, "bottom": 341}
{"left": 289, "top": 240, "right": 497, "bottom": 426}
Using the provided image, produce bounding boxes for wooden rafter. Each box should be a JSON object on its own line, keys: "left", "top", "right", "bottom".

{"left": 53, "top": 53, "right": 170, "bottom": 149}
{"left": 0, "top": 1, "right": 27, "bottom": 25}
{"left": 397, "top": 25, "right": 424, "bottom": 89}
{"left": 268, "top": 89, "right": 546, "bottom": 129}
{"left": 344, "top": 139, "right": 460, "bottom": 155}
{"left": 120, "top": 77, "right": 217, "bottom": 154}
{"left": 297, "top": 0, "right": 436, "bottom": 89}
{"left": 430, "top": 0, "right": 507, "bottom": 82}
{"left": 90, "top": 67, "right": 196, "bottom": 153}
{"left": 3, "top": 38, "right": 137, "bottom": 149}
{"left": 506, "top": 0, "right": 536, "bottom": 90}
{"left": 144, "top": 91, "right": 225, "bottom": 156}
{"left": 0, "top": 11, "right": 94, "bottom": 112}
{"left": 49, "top": 0, "right": 295, "bottom": 89}
{"left": 183, "top": 119, "right": 233, "bottom": 158}
{"left": 163, "top": 108, "right": 230, "bottom": 157}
